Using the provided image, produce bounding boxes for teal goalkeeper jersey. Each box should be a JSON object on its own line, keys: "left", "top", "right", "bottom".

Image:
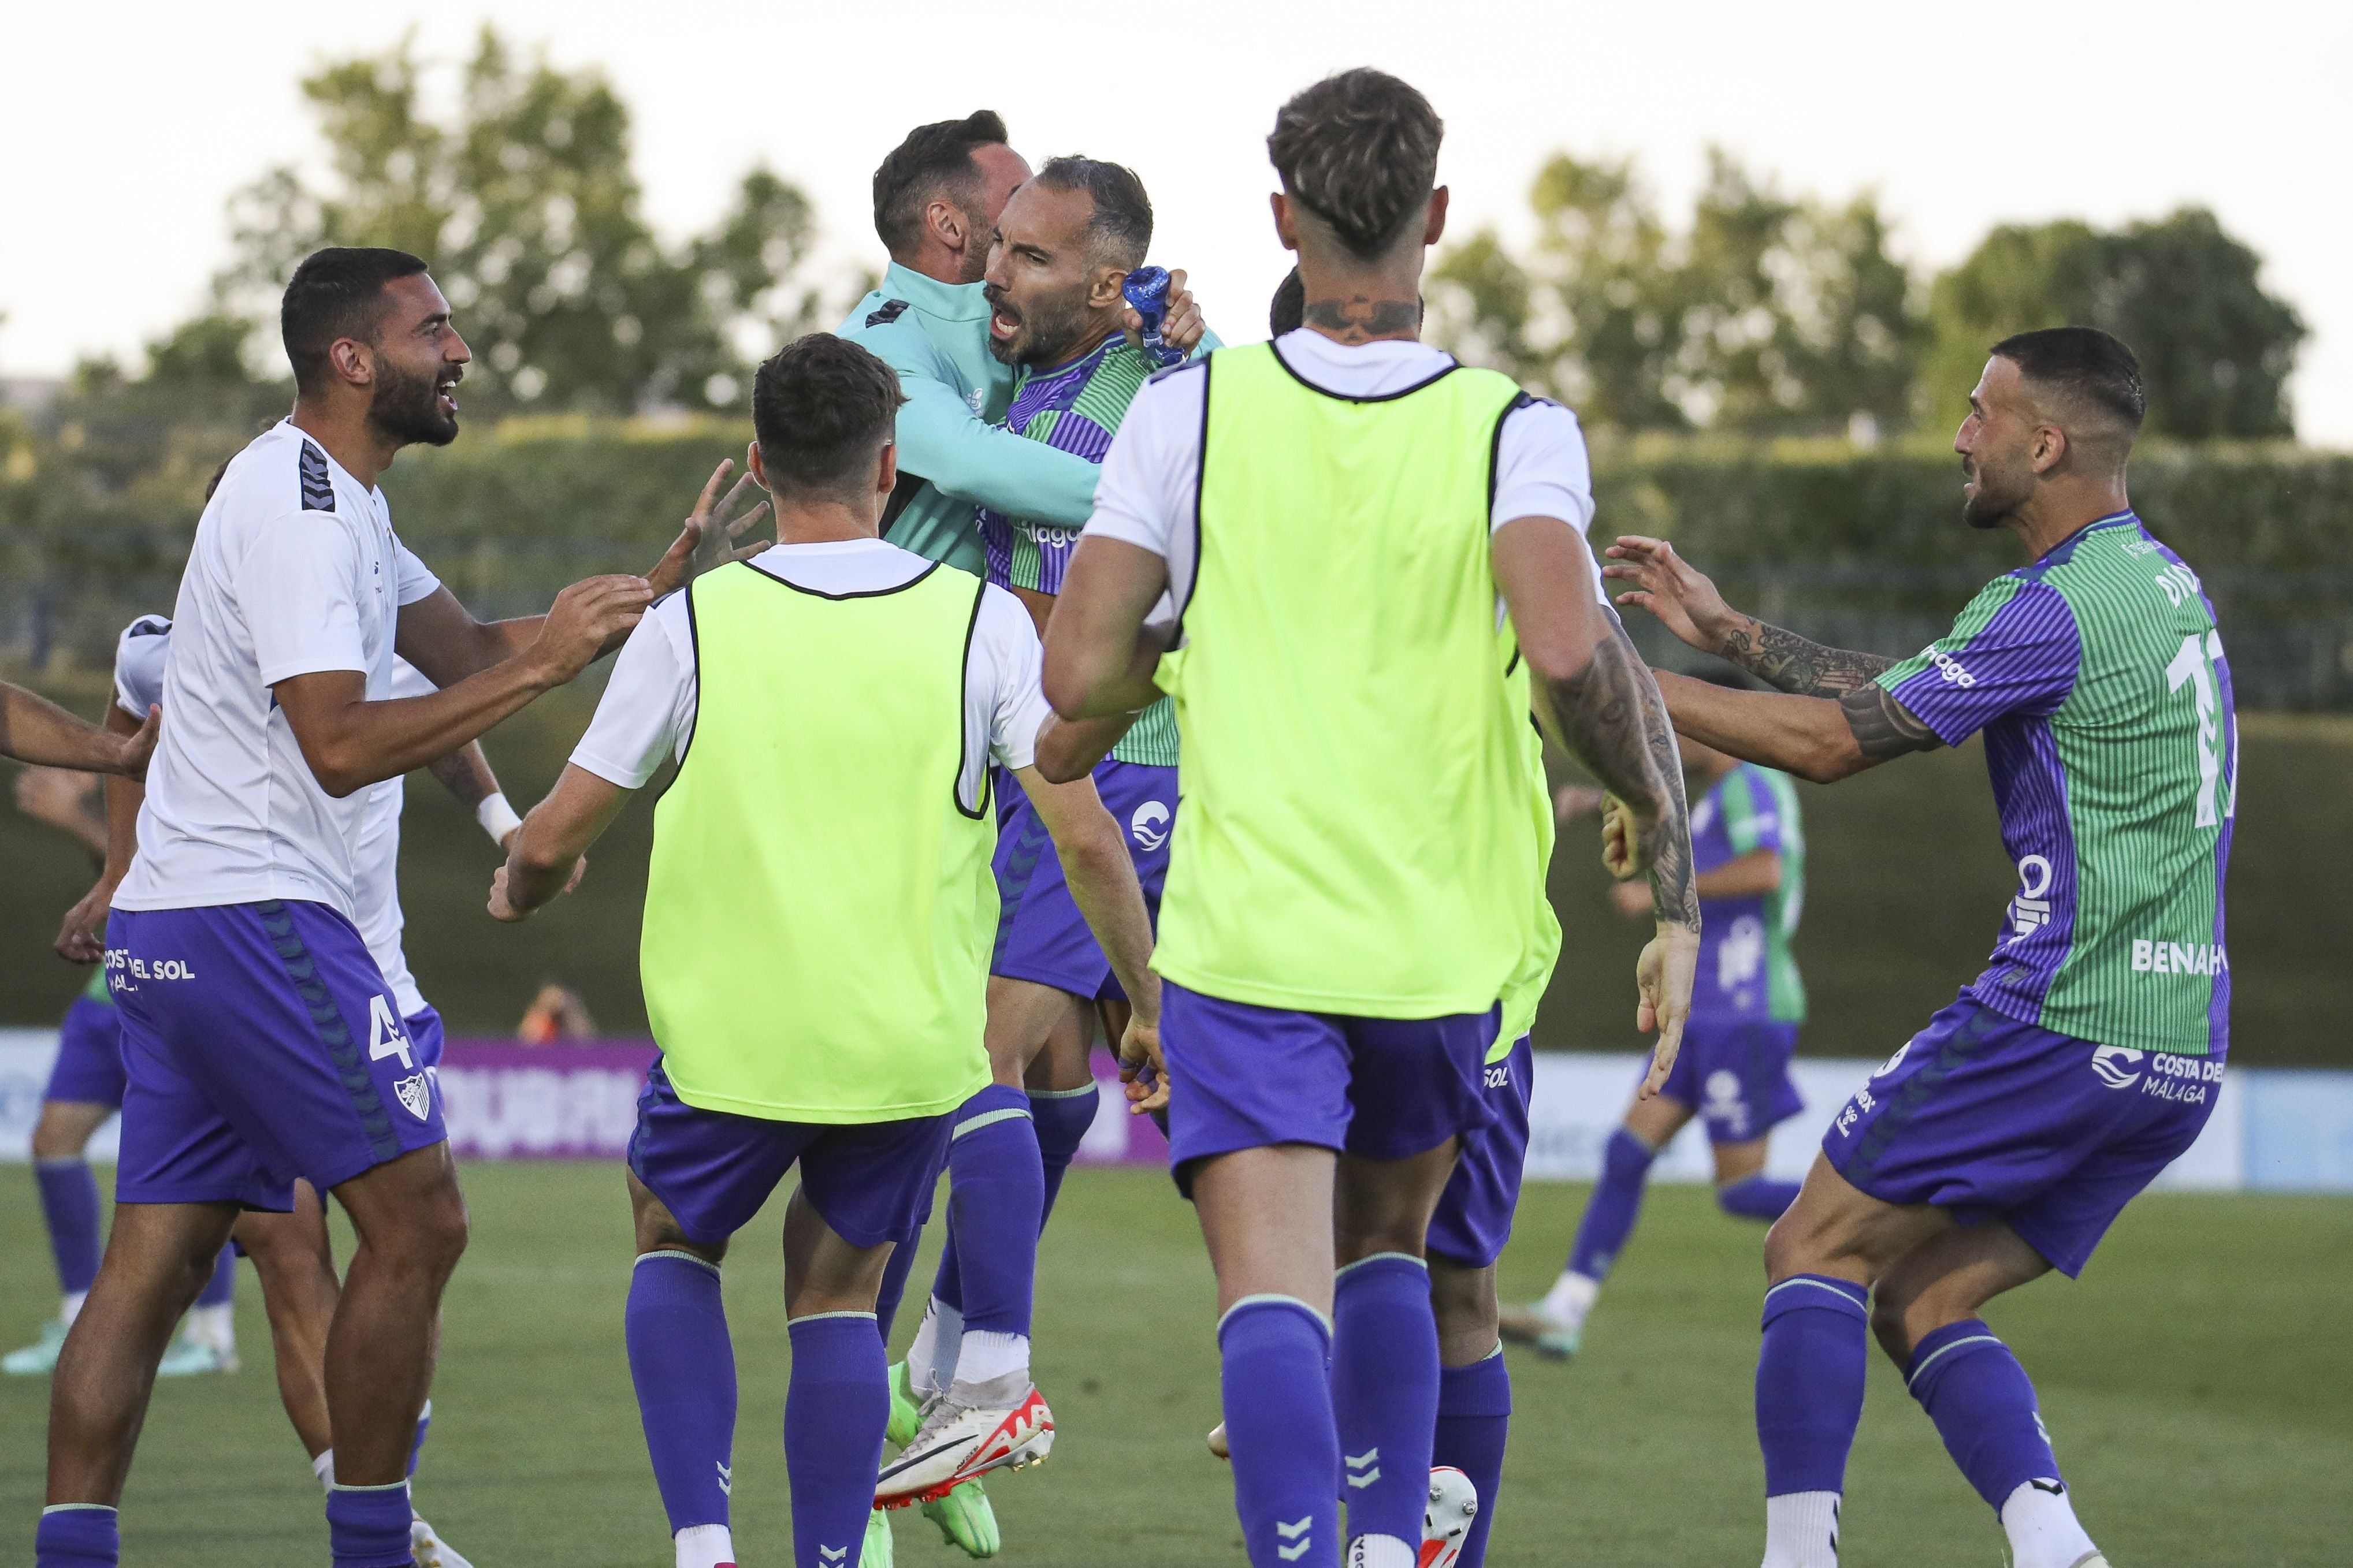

{"left": 1875, "top": 512, "right": 2235, "bottom": 1056}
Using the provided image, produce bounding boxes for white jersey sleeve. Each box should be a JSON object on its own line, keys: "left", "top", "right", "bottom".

{"left": 975, "top": 584, "right": 1053, "bottom": 774}
{"left": 568, "top": 594, "right": 698, "bottom": 790}
{"left": 237, "top": 509, "right": 371, "bottom": 686}
{"left": 113, "top": 615, "right": 173, "bottom": 718}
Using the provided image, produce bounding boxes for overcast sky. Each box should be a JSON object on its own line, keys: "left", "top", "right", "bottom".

{"left": 8, "top": 0, "right": 2348, "bottom": 444}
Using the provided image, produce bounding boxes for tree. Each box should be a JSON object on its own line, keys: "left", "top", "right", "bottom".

{"left": 1923, "top": 208, "right": 2304, "bottom": 440}
{"left": 219, "top": 28, "right": 822, "bottom": 415}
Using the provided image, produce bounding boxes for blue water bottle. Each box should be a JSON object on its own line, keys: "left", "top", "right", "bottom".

{"left": 1122, "top": 266, "right": 1185, "bottom": 368}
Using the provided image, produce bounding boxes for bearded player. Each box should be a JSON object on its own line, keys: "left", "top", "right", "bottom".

{"left": 1608, "top": 327, "right": 2222, "bottom": 1568}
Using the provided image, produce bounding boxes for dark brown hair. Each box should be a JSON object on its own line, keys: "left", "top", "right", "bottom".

{"left": 751, "top": 334, "right": 906, "bottom": 497}
{"left": 1267, "top": 70, "right": 1443, "bottom": 260}
{"left": 872, "top": 111, "right": 1010, "bottom": 259}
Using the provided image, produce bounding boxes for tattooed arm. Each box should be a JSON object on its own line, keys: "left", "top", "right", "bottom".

{"left": 1600, "top": 535, "right": 1898, "bottom": 695}
{"left": 1493, "top": 517, "right": 1698, "bottom": 1098}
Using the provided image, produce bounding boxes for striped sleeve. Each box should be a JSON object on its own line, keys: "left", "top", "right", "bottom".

{"left": 1876, "top": 576, "right": 2082, "bottom": 746}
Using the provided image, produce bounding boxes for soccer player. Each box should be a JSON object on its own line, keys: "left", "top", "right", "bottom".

{"left": 38, "top": 245, "right": 733, "bottom": 1568}
{"left": 1501, "top": 716, "right": 1808, "bottom": 1358}
{"left": 488, "top": 333, "right": 1158, "bottom": 1568}
{"left": 1606, "top": 327, "right": 2221, "bottom": 1568}
{"left": 884, "top": 155, "right": 1191, "bottom": 1519}
{"left": 837, "top": 113, "right": 1206, "bottom": 578}
{"left": 1043, "top": 70, "right": 1698, "bottom": 1568}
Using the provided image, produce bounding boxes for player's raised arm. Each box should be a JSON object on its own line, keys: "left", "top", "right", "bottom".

{"left": 1604, "top": 535, "right": 1901, "bottom": 697}
{"left": 0, "top": 681, "right": 156, "bottom": 778}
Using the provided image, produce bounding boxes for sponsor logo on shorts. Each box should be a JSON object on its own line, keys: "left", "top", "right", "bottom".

{"left": 1703, "top": 1070, "right": 1750, "bottom": 1137}
{"left": 1483, "top": 1063, "right": 1511, "bottom": 1090}
{"left": 2008, "top": 855, "right": 2054, "bottom": 940}
{"left": 105, "top": 949, "right": 196, "bottom": 984}
{"left": 393, "top": 1072, "right": 433, "bottom": 1122}
{"left": 2130, "top": 938, "right": 2229, "bottom": 976}
{"left": 2137, "top": 1051, "right": 2222, "bottom": 1104}
{"left": 2090, "top": 1045, "right": 2144, "bottom": 1090}
{"left": 1131, "top": 800, "right": 1171, "bottom": 851}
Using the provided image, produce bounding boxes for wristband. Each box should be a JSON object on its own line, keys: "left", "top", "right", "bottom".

{"left": 477, "top": 792, "right": 523, "bottom": 847}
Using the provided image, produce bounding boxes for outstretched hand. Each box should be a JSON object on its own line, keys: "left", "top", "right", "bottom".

{"left": 1632, "top": 923, "right": 1700, "bottom": 1100}
{"left": 1603, "top": 537, "right": 1736, "bottom": 654}
{"left": 646, "top": 460, "right": 774, "bottom": 599}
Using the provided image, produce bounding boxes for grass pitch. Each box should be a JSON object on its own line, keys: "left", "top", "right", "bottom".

{"left": 0, "top": 1163, "right": 2342, "bottom": 1566}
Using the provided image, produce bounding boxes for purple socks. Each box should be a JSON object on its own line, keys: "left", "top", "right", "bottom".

{"left": 1718, "top": 1174, "right": 1802, "bottom": 1223}
{"left": 1755, "top": 1274, "right": 1870, "bottom": 1497}
{"left": 1906, "top": 1319, "right": 2062, "bottom": 1509}
{"left": 785, "top": 1313, "right": 888, "bottom": 1568}
{"left": 936, "top": 1085, "right": 1043, "bottom": 1338}
{"left": 1331, "top": 1253, "right": 1440, "bottom": 1552}
{"left": 326, "top": 1483, "right": 414, "bottom": 1568}
{"left": 626, "top": 1252, "right": 735, "bottom": 1535}
{"left": 34, "top": 1159, "right": 101, "bottom": 1298}
{"left": 1029, "top": 1082, "right": 1101, "bottom": 1221}
{"left": 1566, "top": 1128, "right": 1655, "bottom": 1281}
{"left": 1433, "top": 1347, "right": 1511, "bottom": 1568}
{"left": 35, "top": 1506, "right": 117, "bottom": 1568}
{"left": 1220, "top": 1297, "right": 1340, "bottom": 1568}
{"left": 196, "top": 1244, "right": 236, "bottom": 1308}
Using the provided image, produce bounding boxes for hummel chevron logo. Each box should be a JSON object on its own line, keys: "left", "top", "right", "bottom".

{"left": 1276, "top": 1515, "right": 1313, "bottom": 1562}
{"left": 819, "top": 1545, "right": 847, "bottom": 1565}
{"left": 715, "top": 1460, "right": 732, "bottom": 1496}
{"left": 1344, "top": 1447, "right": 1381, "bottom": 1488}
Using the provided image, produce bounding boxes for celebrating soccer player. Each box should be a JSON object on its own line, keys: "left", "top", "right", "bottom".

{"left": 486, "top": 333, "right": 1159, "bottom": 1568}
{"left": 35, "top": 245, "right": 748, "bottom": 1568}
{"left": 1044, "top": 70, "right": 1698, "bottom": 1568}
{"left": 1501, "top": 708, "right": 1810, "bottom": 1360}
{"left": 1607, "top": 327, "right": 2224, "bottom": 1568}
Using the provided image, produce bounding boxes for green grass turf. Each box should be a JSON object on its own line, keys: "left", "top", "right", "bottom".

{"left": 0, "top": 1164, "right": 2343, "bottom": 1566}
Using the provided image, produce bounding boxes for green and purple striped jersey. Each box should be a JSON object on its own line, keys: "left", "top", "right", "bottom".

{"left": 1876, "top": 511, "right": 2234, "bottom": 1056}
{"left": 977, "top": 334, "right": 1177, "bottom": 766}
{"left": 1692, "top": 763, "right": 1806, "bottom": 1025}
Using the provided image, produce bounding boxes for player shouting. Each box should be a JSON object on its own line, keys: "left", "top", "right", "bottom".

{"left": 488, "top": 334, "right": 1156, "bottom": 1568}
{"left": 1608, "top": 327, "right": 2222, "bottom": 1568}
{"left": 1044, "top": 70, "right": 1696, "bottom": 1568}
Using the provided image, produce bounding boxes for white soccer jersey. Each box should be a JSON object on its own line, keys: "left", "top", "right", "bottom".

{"left": 113, "top": 616, "right": 437, "bottom": 1017}
{"left": 113, "top": 420, "right": 441, "bottom": 921}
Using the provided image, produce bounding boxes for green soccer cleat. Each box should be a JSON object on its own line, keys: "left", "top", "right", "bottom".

{"left": 861, "top": 1506, "right": 894, "bottom": 1568}
{"left": 1496, "top": 1301, "right": 1582, "bottom": 1361}
{"left": 921, "top": 1476, "right": 1001, "bottom": 1559}
{"left": 887, "top": 1360, "right": 923, "bottom": 1448}
{"left": 2, "top": 1321, "right": 68, "bottom": 1376}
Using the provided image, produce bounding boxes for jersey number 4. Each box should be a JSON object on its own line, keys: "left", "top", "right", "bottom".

{"left": 368, "top": 993, "right": 415, "bottom": 1071}
{"left": 2164, "top": 631, "right": 2235, "bottom": 829}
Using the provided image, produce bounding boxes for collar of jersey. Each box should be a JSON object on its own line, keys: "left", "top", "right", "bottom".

{"left": 2027, "top": 508, "right": 2141, "bottom": 571}
{"left": 879, "top": 260, "right": 990, "bottom": 322}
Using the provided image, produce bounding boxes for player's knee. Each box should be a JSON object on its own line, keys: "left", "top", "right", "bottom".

{"left": 1428, "top": 1258, "right": 1498, "bottom": 1357}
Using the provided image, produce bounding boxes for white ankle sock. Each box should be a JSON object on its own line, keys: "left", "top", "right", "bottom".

{"left": 61, "top": 1291, "right": 87, "bottom": 1328}
{"left": 1763, "top": 1491, "right": 1841, "bottom": 1567}
{"left": 187, "top": 1302, "right": 235, "bottom": 1353}
{"left": 1540, "top": 1270, "right": 1599, "bottom": 1325}
{"left": 311, "top": 1449, "right": 334, "bottom": 1492}
{"left": 951, "top": 1329, "right": 1029, "bottom": 1390}
{"left": 2000, "top": 1478, "right": 2098, "bottom": 1568}
{"left": 674, "top": 1521, "right": 734, "bottom": 1568}
{"left": 1347, "top": 1533, "right": 1414, "bottom": 1568}
{"left": 908, "top": 1297, "right": 962, "bottom": 1395}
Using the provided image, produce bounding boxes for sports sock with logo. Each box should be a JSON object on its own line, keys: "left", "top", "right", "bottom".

{"left": 1565, "top": 1128, "right": 1656, "bottom": 1281}
{"left": 1220, "top": 1297, "right": 1340, "bottom": 1568}
{"left": 1432, "top": 1343, "right": 1510, "bottom": 1568}
{"left": 626, "top": 1252, "right": 735, "bottom": 1539}
{"left": 1330, "top": 1253, "right": 1440, "bottom": 1558}
{"left": 1906, "top": 1321, "right": 2096, "bottom": 1568}
{"left": 785, "top": 1313, "right": 889, "bottom": 1568}
{"left": 35, "top": 1158, "right": 102, "bottom": 1307}
{"left": 942, "top": 1085, "right": 1044, "bottom": 1341}
{"left": 1756, "top": 1275, "right": 1868, "bottom": 1568}
{"left": 325, "top": 1481, "right": 414, "bottom": 1568}
{"left": 35, "top": 1503, "right": 117, "bottom": 1567}
{"left": 1717, "top": 1174, "right": 1802, "bottom": 1223}
{"left": 1028, "top": 1083, "right": 1100, "bottom": 1223}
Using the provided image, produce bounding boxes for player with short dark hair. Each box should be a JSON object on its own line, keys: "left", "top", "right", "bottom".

{"left": 1606, "top": 325, "right": 2214, "bottom": 1568}
{"left": 1045, "top": 70, "right": 1697, "bottom": 1568}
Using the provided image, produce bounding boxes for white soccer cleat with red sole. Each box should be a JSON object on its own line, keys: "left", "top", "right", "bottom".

{"left": 873, "top": 1386, "right": 1054, "bottom": 1507}
{"left": 1419, "top": 1466, "right": 1478, "bottom": 1567}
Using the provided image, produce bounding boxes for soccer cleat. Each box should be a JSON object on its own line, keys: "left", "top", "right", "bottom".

{"left": 1419, "top": 1466, "right": 1478, "bottom": 1567}
{"left": 874, "top": 1386, "right": 1053, "bottom": 1506}
{"left": 409, "top": 1514, "right": 474, "bottom": 1568}
{"left": 861, "top": 1506, "right": 893, "bottom": 1568}
{"left": 920, "top": 1475, "right": 1001, "bottom": 1558}
{"left": 154, "top": 1334, "right": 238, "bottom": 1377}
{"left": 1206, "top": 1421, "right": 1230, "bottom": 1461}
{"left": 1496, "top": 1301, "right": 1581, "bottom": 1360}
{"left": 2, "top": 1321, "right": 68, "bottom": 1376}
{"left": 887, "top": 1360, "right": 923, "bottom": 1448}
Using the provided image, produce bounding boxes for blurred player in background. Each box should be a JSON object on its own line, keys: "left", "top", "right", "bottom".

{"left": 882, "top": 154, "right": 1199, "bottom": 1556}
{"left": 838, "top": 113, "right": 1207, "bottom": 579}
{"left": 488, "top": 334, "right": 1155, "bottom": 1568}
{"left": 1609, "top": 327, "right": 2221, "bottom": 1568}
{"left": 1045, "top": 70, "right": 1696, "bottom": 1568}
{"left": 1502, "top": 705, "right": 1808, "bottom": 1359}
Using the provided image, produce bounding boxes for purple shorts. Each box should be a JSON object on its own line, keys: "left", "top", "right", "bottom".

{"left": 1426, "top": 1034, "right": 1534, "bottom": 1270}
{"left": 992, "top": 761, "right": 1175, "bottom": 1001}
{"left": 107, "top": 901, "right": 448, "bottom": 1209}
{"left": 405, "top": 1005, "right": 446, "bottom": 1069}
{"left": 1161, "top": 981, "right": 1500, "bottom": 1197}
{"left": 628, "top": 1060, "right": 953, "bottom": 1249}
{"left": 46, "top": 994, "right": 127, "bottom": 1108}
{"left": 1658, "top": 1018, "right": 1805, "bottom": 1145}
{"left": 1825, "top": 995, "right": 2218, "bottom": 1278}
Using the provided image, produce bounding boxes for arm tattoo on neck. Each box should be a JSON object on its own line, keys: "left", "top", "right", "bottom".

{"left": 1718, "top": 616, "right": 1897, "bottom": 697}
{"left": 1300, "top": 297, "right": 1422, "bottom": 344}
{"left": 1538, "top": 614, "right": 1701, "bottom": 931}
{"left": 1839, "top": 684, "right": 1942, "bottom": 761}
